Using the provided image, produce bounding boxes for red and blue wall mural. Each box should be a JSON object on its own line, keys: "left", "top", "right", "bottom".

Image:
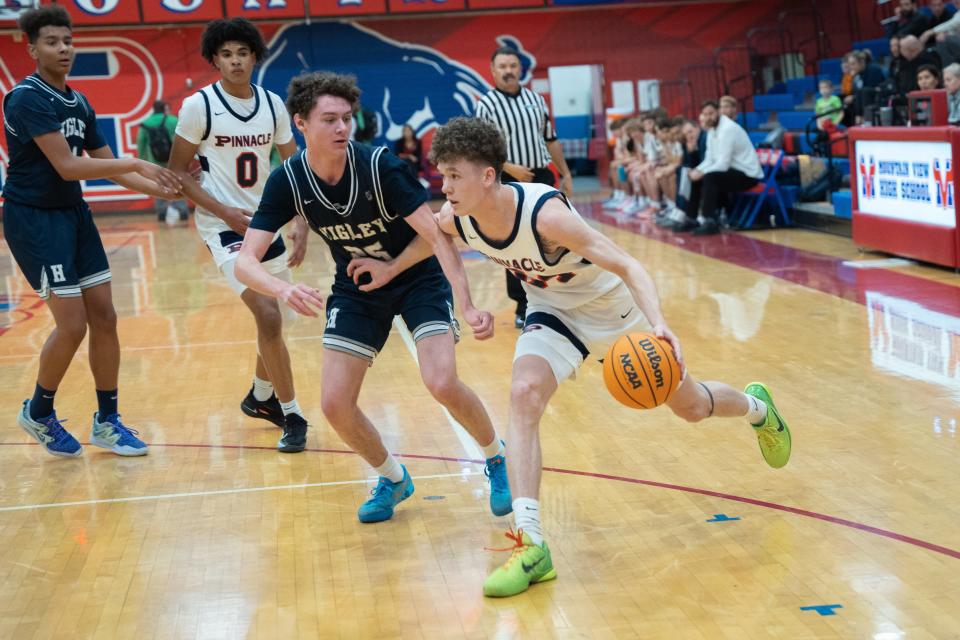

{"left": 0, "top": 0, "right": 865, "bottom": 206}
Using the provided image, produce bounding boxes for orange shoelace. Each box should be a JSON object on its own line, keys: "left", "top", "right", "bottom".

{"left": 485, "top": 527, "right": 527, "bottom": 553}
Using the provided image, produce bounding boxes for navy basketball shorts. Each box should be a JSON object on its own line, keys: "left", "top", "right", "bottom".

{"left": 2, "top": 199, "right": 111, "bottom": 299}
{"left": 322, "top": 267, "right": 460, "bottom": 363}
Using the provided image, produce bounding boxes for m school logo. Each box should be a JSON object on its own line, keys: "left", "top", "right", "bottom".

{"left": 859, "top": 154, "right": 876, "bottom": 199}
{"left": 933, "top": 158, "right": 954, "bottom": 209}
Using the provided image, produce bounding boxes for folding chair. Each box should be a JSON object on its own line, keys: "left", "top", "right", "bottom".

{"left": 731, "top": 148, "right": 792, "bottom": 229}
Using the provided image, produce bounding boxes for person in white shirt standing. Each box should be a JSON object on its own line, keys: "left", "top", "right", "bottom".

{"left": 686, "top": 100, "right": 762, "bottom": 236}
{"left": 167, "top": 18, "right": 311, "bottom": 453}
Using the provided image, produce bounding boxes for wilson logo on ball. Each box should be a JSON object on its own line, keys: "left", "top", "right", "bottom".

{"left": 603, "top": 333, "right": 682, "bottom": 410}
{"left": 637, "top": 337, "right": 665, "bottom": 389}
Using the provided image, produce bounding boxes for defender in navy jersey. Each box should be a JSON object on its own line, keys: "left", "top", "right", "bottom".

{"left": 2, "top": 6, "right": 181, "bottom": 458}
{"left": 421, "top": 118, "right": 793, "bottom": 597}
{"left": 166, "top": 18, "right": 311, "bottom": 453}
{"left": 236, "top": 72, "right": 511, "bottom": 523}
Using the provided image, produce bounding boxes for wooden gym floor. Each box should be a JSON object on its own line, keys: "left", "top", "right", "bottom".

{"left": 0, "top": 197, "right": 957, "bottom": 639}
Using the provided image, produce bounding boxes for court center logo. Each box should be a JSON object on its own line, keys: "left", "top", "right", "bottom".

{"left": 933, "top": 158, "right": 954, "bottom": 209}
{"left": 858, "top": 154, "right": 876, "bottom": 199}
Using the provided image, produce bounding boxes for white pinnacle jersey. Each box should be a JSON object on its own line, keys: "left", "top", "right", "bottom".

{"left": 177, "top": 82, "right": 291, "bottom": 218}
{"left": 455, "top": 182, "right": 621, "bottom": 310}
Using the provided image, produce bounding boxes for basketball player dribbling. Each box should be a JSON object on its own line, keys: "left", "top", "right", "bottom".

{"left": 167, "top": 18, "right": 312, "bottom": 452}
{"left": 355, "top": 117, "right": 793, "bottom": 597}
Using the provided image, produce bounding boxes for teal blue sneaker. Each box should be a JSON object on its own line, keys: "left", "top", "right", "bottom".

{"left": 17, "top": 400, "right": 81, "bottom": 457}
{"left": 91, "top": 413, "right": 148, "bottom": 456}
{"left": 484, "top": 444, "right": 512, "bottom": 516}
{"left": 358, "top": 465, "right": 414, "bottom": 523}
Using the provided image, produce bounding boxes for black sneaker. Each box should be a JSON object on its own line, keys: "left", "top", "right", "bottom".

{"left": 692, "top": 219, "right": 721, "bottom": 236}
{"left": 278, "top": 413, "right": 308, "bottom": 453}
{"left": 671, "top": 219, "right": 699, "bottom": 233}
{"left": 240, "top": 386, "right": 284, "bottom": 427}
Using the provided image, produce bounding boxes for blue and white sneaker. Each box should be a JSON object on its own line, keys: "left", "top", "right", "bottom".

{"left": 485, "top": 444, "right": 512, "bottom": 516}
{"left": 17, "top": 400, "right": 82, "bottom": 457}
{"left": 91, "top": 412, "right": 148, "bottom": 456}
{"left": 357, "top": 465, "right": 414, "bottom": 523}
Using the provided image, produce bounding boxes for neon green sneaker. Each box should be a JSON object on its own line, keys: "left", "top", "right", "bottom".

{"left": 483, "top": 529, "right": 556, "bottom": 597}
{"left": 745, "top": 382, "right": 791, "bottom": 469}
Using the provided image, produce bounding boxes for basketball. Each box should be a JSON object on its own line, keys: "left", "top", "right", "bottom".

{"left": 603, "top": 332, "right": 682, "bottom": 409}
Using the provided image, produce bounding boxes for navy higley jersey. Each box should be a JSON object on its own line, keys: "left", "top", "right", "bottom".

{"left": 252, "top": 142, "right": 435, "bottom": 291}
{"left": 2, "top": 74, "right": 106, "bottom": 208}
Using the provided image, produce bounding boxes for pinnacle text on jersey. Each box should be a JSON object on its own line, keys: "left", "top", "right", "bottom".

{"left": 213, "top": 133, "right": 273, "bottom": 147}
{"left": 488, "top": 255, "right": 546, "bottom": 273}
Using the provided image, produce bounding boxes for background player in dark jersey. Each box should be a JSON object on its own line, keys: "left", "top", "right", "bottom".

{"left": 235, "top": 72, "right": 511, "bottom": 523}
{"left": 2, "top": 6, "right": 181, "bottom": 457}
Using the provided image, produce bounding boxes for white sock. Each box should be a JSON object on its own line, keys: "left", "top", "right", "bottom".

{"left": 252, "top": 376, "right": 273, "bottom": 402}
{"left": 513, "top": 497, "right": 544, "bottom": 545}
{"left": 746, "top": 395, "right": 767, "bottom": 426}
{"left": 280, "top": 398, "right": 302, "bottom": 417}
{"left": 480, "top": 437, "right": 504, "bottom": 460}
{"left": 375, "top": 454, "right": 405, "bottom": 483}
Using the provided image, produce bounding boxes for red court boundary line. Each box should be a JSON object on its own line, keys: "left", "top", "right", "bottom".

{"left": 2, "top": 440, "right": 957, "bottom": 561}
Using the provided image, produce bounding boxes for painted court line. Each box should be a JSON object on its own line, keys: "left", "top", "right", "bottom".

{"left": 0, "top": 471, "right": 478, "bottom": 513}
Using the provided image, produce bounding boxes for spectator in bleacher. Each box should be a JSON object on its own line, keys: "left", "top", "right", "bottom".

{"left": 684, "top": 101, "right": 762, "bottom": 236}
{"left": 921, "top": 0, "right": 956, "bottom": 29}
{"left": 719, "top": 96, "right": 739, "bottom": 122}
{"left": 917, "top": 64, "right": 942, "bottom": 90}
{"left": 666, "top": 119, "right": 707, "bottom": 230}
{"left": 394, "top": 124, "right": 422, "bottom": 180}
{"left": 897, "top": 36, "right": 942, "bottom": 95}
{"left": 891, "top": 0, "right": 931, "bottom": 38}
{"left": 921, "top": 3, "right": 960, "bottom": 65}
{"left": 602, "top": 118, "right": 631, "bottom": 210}
{"left": 889, "top": 36, "right": 904, "bottom": 78}
{"left": 944, "top": 63, "right": 960, "bottom": 123}
{"left": 843, "top": 51, "right": 885, "bottom": 124}
{"left": 816, "top": 79, "right": 843, "bottom": 128}
{"left": 652, "top": 117, "right": 684, "bottom": 224}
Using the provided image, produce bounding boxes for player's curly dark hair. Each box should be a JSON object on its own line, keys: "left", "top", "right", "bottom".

{"left": 200, "top": 18, "right": 267, "bottom": 65}
{"left": 429, "top": 117, "right": 506, "bottom": 179}
{"left": 285, "top": 72, "right": 361, "bottom": 119}
{"left": 18, "top": 5, "right": 72, "bottom": 44}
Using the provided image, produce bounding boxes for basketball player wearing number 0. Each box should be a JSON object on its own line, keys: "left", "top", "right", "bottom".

{"left": 422, "top": 118, "right": 792, "bottom": 597}
{"left": 168, "top": 18, "right": 312, "bottom": 453}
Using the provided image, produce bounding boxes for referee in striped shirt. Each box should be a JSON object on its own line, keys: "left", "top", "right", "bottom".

{"left": 476, "top": 46, "right": 573, "bottom": 328}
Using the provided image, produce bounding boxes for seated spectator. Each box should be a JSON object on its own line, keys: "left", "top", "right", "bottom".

{"left": 844, "top": 51, "right": 886, "bottom": 123}
{"left": 665, "top": 119, "right": 707, "bottom": 230}
{"left": 897, "top": 36, "right": 942, "bottom": 96}
{"left": 652, "top": 117, "right": 684, "bottom": 223}
{"left": 394, "top": 124, "right": 422, "bottom": 180}
{"left": 719, "top": 95, "right": 739, "bottom": 123}
{"left": 889, "top": 36, "right": 904, "bottom": 79}
{"left": 816, "top": 79, "right": 844, "bottom": 128}
{"left": 602, "top": 118, "right": 632, "bottom": 210}
{"left": 922, "top": 3, "right": 960, "bottom": 65}
{"left": 683, "top": 101, "right": 762, "bottom": 236}
{"left": 917, "top": 64, "right": 942, "bottom": 90}
{"left": 890, "top": 0, "right": 931, "bottom": 38}
{"left": 921, "top": 0, "right": 957, "bottom": 29}
{"left": 945, "top": 63, "right": 960, "bottom": 123}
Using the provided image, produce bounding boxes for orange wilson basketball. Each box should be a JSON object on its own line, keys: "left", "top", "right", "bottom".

{"left": 603, "top": 332, "right": 682, "bottom": 409}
